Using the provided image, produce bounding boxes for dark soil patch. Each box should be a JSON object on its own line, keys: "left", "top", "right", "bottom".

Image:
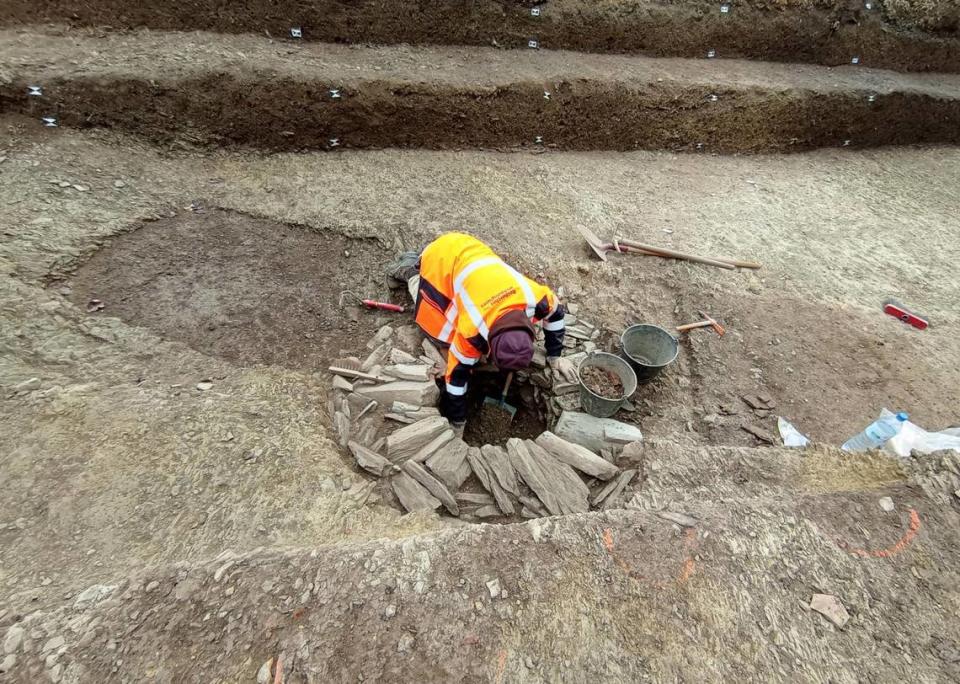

{"left": 462, "top": 371, "right": 546, "bottom": 447}
{"left": 3, "top": 0, "right": 958, "bottom": 72}
{"left": 581, "top": 365, "right": 624, "bottom": 399}
{"left": 60, "top": 209, "right": 400, "bottom": 370}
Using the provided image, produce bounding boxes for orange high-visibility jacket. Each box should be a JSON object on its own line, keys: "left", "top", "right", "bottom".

{"left": 414, "top": 233, "right": 566, "bottom": 422}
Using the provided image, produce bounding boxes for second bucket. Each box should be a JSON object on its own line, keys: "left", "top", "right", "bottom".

{"left": 620, "top": 324, "right": 679, "bottom": 383}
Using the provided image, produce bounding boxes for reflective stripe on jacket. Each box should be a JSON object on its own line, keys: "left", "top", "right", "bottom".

{"left": 414, "top": 233, "right": 565, "bottom": 421}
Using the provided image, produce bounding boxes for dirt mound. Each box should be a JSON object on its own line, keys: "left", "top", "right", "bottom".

{"left": 3, "top": 30, "right": 960, "bottom": 153}
{"left": 59, "top": 209, "right": 396, "bottom": 371}
{"left": 1, "top": 0, "right": 958, "bottom": 71}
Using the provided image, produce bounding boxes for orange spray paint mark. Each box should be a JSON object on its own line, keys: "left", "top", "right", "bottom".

{"left": 494, "top": 649, "right": 508, "bottom": 683}
{"left": 850, "top": 508, "right": 921, "bottom": 559}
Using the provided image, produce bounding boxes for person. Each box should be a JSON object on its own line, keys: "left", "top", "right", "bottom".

{"left": 387, "top": 232, "right": 577, "bottom": 429}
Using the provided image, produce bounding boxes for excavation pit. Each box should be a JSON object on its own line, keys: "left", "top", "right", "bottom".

{"left": 59, "top": 208, "right": 398, "bottom": 371}
{"left": 462, "top": 371, "right": 548, "bottom": 448}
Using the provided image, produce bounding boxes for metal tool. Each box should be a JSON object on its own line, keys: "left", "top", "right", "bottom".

{"left": 578, "top": 226, "right": 761, "bottom": 270}
{"left": 481, "top": 371, "right": 517, "bottom": 421}
{"left": 339, "top": 291, "right": 406, "bottom": 313}
{"left": 676, "top": 311, "right": 725, "bottom": 337}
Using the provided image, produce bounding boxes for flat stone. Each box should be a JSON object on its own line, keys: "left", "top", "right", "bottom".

{"left": 356, "top": 380, "right": 439, "bottom": 407}
{"left": 421, "top": 339, "right": 445, "bottom": 366}
{"left": 401, "top": 460, "right": 460, "bottom": 515}
{"left": 386, "top": 415, "right": 450, "bottom": 462}
{"left": 555, "top": 411, "right": 643, "bottom": 452}
{"left": 361, "top": 341, "right": 391, "bottom": 373}
{"left": 0, "top": 654, "right": 15, "bottom": 674}
{"left": 536, "top": 431, "right": 619, "bottom": 481}
{"left": 383, "top": 363, "right": 431, "bottom": 381}
{"left": 74, "top": 583, "right": 116, "bottom": 606}
{"left": 518, "top": 495, "right": 547, "bottom": 517}
{"left": 810, "top": 594, "right": 850, "bottom": 629}
{"left": 13, "top": 378, "right": 41, "bottom": 393}
{"left": 598, "top": 470, "right": 637, "bottom": 510}
{"left": 385, "top": 413, "right": 415, "bottom": 424}
{"left": 328, "top": 366, "right": 382, "bottom": 382}
{"left": 468, "top": 448, "right": 514, "bottom": 515}
{"left": 411, "top": 430, "right": 454, "bottom": 463}
{"left": 366, "top": 324, "right": 394, "bottom": 350}
{"left": 332, "top": 375, "right": 353, "bottom": 392}
{"left": 455, "top": 492, "right": 495, "bottom": 506}
{"left": 3, "top": 625, "right": 24, "bottom": 654}
{"left": 479, "top": 445, "right": 520, "bottom": 497}
{"left": 348, "top": 441, "right": 399, "bottom": 477}
{"left": 257, "top": 658, "right": 273, "bottom": 684}
{"left": 506, "top": 439, "right": 588, "bottom": 516}
{"left": 334, "top": 411, "right": 351, "bottom": 448}
{"left": 391, "top": 472, "right": 441, "bottom": 513}
{"left": 657, "top": 510, "right": 698, "bottom": 527}
{"left": 473, "top": 505, "right": 501, "bottom": 518}
{"left": 591, "top": 469, "right": 636, "bottom": 507}
{"left": 741, "top": 423, "right": 776, "bottom": 444}
{"left": 41, "top": 636, "right": 65, "bottom": 653}
{"left": 425, "top": 439, "right": 471, "bottom": 490}
{"left": 389, "top": 348, "right": 418, "bottom": 364}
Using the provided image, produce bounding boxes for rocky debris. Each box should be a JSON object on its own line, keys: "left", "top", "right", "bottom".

{"left": 386, "top": 415, "right": 450, "bottom": 462}
{"left": 554, "top": 411, "right": 644, "bottom": 453}
{"left": 397, "top": 633, "right": 415, "bottom": 653}
{"left": 810, "top": 594, "right": 850, "bottom": 629}
{"left": 356, "top": 380, "right": 439, "bottom": 406}
{"left": 348, "top": 441, "right": 400, "bottom": 477}
{"left": 410, "top": 430, "right": 454, "bottom": 463}
{"left": 505, "top": 439, "right": 588, "bottom": 515}
{"left": 401, "top": 460, "right": 460, "bottom": 515}
{"left": 591, "top": 469, "right": 637, "bottom": 509}
{"left": 486, "top": 578, "right": 502, "bottom": 598}
{"left": 879, "top": 496, "right": 896, "bottom": 512}
{"left": 383, "top": 363, "right": 432, "bottom": 381}
{"left": 742, "top": 393, "right": 776, "bottom": 411}
{"left": 332, "top": 375, "right": 353, "bottom": 392}
{"left": 536, "top": 431, "right": 619, "bottom": 481}
{"left": 256, "top": 658, "right": 274, "bottom": 683}
{"left": 74, "top": 583, "right": 116, "bottom": 606}
{"left": 426, "top": 439, "right": 472, "bottom": 490}
{"left": 468, "top": 448, "right": 515, "bottom": 515}
{"left": 391, "top": 472, "right": 441, "bottom": 513}
{"left": 0, "top": 655, "right": 15, "bottom": 674}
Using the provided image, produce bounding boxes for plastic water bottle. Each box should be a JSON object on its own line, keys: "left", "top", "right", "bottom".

{"left": 841, "top": 412, "right": 908, "bottom": 452}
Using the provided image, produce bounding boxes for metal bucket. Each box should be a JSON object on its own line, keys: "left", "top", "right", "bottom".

{"left": 576, "top": 352, "right": 638, "bottom": 418}
{"left": 620, "top": 324, "right": 679, "bottom": 383}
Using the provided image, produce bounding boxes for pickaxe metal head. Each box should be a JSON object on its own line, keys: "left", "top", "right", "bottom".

{"left": 697, "top": 311, "right": 725, "bottom": 337}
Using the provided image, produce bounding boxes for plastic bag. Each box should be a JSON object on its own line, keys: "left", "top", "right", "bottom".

{"left": 777, "top": 417, "right": 810, "bottom": 447}
{"left": 877, "top": 408, "right": 960, "bottom": 458}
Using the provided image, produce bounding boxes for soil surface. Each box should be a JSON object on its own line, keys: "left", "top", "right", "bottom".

{"left": 3, "top": 29, "right": 960, "bottom": 153}
{"left": 463, "top": 372, "right": 547, "bottom": 446}
{"left": 2, "top": 119, "right": 960, "bottom": 681}
{"left": 581, "top": 364, "right": 625, "bottom": 399}
{"left": 59, "top": 209, "right": 394, "bottom": 371}
{"left": 1, "top": 1, "right": 958, "bottom": 71}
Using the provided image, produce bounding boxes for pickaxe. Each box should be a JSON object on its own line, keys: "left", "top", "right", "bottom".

{"left": 676, "top": 311, "right": 725, "bottom": 337}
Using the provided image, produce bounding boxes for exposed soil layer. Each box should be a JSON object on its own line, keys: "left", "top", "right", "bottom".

{"left": 60, "top": 209, "right": 395, "bottom": 370}
{"left": 3, "top": 30, "right": 960, "bottom": 152}
{"left": 463, "top": 371, "right": 547, "bottom": 446}
{"left": 581, "top": 364, "right": 625, "bottom": 399}
{"left": 1, "top": 0, "right": 959, "bottom": 72}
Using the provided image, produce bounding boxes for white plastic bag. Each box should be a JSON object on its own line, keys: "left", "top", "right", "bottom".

{"left": 877, "top": 408, "right": 960, "bottom": 458}
{"left": 777, "top": 417, "right": 810, "bottom": 447}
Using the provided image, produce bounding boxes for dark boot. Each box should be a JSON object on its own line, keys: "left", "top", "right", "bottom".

{"left": 385, "top": 251, "right": 420, "bottom": 287}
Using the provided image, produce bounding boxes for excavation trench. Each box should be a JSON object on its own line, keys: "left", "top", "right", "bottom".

{"left": 6, "top": 75, "right": 960, "bottom": 153}
{"left": 2, "top": 0, "right": 959, "bottom": 72}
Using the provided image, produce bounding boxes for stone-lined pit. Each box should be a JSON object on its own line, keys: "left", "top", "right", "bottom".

{"left": 2, "top": 0, "right": 959, "bottom": 72}
{"left": 58, "top": 209, "right": 398, "bottom": 371}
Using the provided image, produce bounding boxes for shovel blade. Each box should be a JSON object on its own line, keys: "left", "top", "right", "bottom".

{"left": 578, "top": 226, "right": 609, "bottom": 262}
{"left": 482, "top": 395, "right": 517, "bottom": 420}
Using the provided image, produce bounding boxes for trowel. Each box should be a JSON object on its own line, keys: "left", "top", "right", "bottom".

{"left": 481, "top": 371, "right": 517, "bottom": 422}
